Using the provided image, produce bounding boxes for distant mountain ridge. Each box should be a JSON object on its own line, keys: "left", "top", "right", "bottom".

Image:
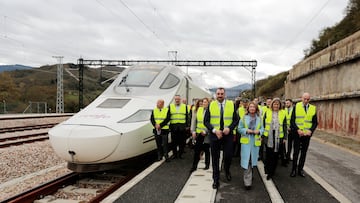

{"left": 209, "top": 83, "right": 252, "bottom": 99}
{"left": 0, "top": 64, "right": 33, "bottom": 72}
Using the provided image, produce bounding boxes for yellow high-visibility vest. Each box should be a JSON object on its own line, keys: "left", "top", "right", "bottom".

{"left": 240, "top": 116, "right": 262, "bottom": 146}
{"left": 153, "top": 107, "right": 169, "bottom": 129}
{"left": 285, "top": 107, "right": 293, "bottom": 127}
{"left": 196, "top": 107, "right": 207, "bottom": 133}
{"left": 263, "top": 109, "right": 286, "bottom": 138}
{"left": 238, "top": 106, "right": 246, "bottom": 119}
{"left": 209, "top": 100, "right": 234, "bottom": 130}
{"left": 170, "top": 103, "right": 187, "bottom": 124}
{"left": 295, "top": 102, "right": 316, "bottom": 131}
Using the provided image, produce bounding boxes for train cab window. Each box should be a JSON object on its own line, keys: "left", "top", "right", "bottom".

{"left": 119, "top": 69, "right": 160, "bottom": 87}
{"left": 97, "top": 99, "right": 131, "bottom": 108}
{"left": 118, "top": 109, "right": 152, "bottom": 123}
{"left": 160, "top": 73, "right": 180, "bottom": 89}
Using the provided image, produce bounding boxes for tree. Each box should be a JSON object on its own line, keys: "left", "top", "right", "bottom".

{"left": 0, "top": 72, "right": 21, "bottom": 102}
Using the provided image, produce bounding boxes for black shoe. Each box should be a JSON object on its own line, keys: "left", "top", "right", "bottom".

{"left": 204, "top": 166, "right": 209, "bottom": 170}
{"left": 165, "top": 158, "right": 171, "bottom": 162}
{"left": 245, "top": 185, "right": 252, "bottom": 190}
{"left": 290, "top": 170, "right": 296, "bottom": 177}
{"left": 266, "top": 175, "right": 272, "bottom": 180}
{"left": 226, "top": 172, "right": 232, "bottom": 181}
{"left": 212, "top": 181, "right": 219, "bottom": 189}
{"left": 190, "top": 167, "right": 196, "bottom": 173}
{"left": 157, "top": 157, "right": 162, "bottom": 161}
{"left": 298, "top": 170, "right": 305, "bottom": 177}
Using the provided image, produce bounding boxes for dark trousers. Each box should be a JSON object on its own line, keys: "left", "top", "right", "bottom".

{"left": 170, "top": 124, "right": 186, "bottom": 158}
{"left": 279, "top": 141, "right": 287, "bottom": 165}
{"left": 192, "top": 134, "right": 210, "bottom": 169}
{"left": 292, "top": 135, "right": 311, "bottom": 172}
{"left": 210, "top": 133, "right": 233, "bottom": 183}
{"left": 265, "top": 146, "right": 279, "bottom": 176}
{"left": 154, "top": 129, "right": 169, "bottom": 159}
{"left": 232, "top": 133, "right": 241, "bottom": 157}
{"left": 286, "top": 132, "right": 294, "bottom": 160}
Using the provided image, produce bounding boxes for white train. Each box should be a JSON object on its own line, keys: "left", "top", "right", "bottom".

{"left": 49, "top": 64, "right": 211, "bottom": 172}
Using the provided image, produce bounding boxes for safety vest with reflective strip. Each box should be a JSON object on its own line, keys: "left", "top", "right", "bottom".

{"left": 209, "top": 100, "right": 234, "bottom": 130}
{"left": 261, "top": 106, "right": 268, "bottom": 119}
{"left": 285, "top": 107, "right": 293, "bottom": 127}
{"left": 240, "top": 116, "right": 262, "bottom": 146}
{"left": 233, "top": 106, "right": 246, "bottom": 134}
{"left": 295, "top": 102, "right": 316, "bottom": 131}
{"left": 170, "top": 103, "right": 187, "bottom": 124}
{"left": 263, "top": 110, "right": 286, "bottom": 138}
{"left": 153, "top": 107, "right": 169, "bottom": 129}
{"left": 238, "top": 106, "right": 246, "bottom": 119}
{"left": 196, "top": 107, "right": 207, "bottom": 133}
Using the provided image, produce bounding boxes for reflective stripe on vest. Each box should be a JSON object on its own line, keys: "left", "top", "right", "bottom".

{"left": 240, "top": 116, "right": 261, "bottom": 146}
{"left": 170, "top": 103, "right": 187, "bottom": 124}
{"left": 196, "top": 107, "right": 207, "bottom": 133}
{"left": 153, "top": 107, "right": 169, "bottom": 129}
{"left": 263, "top": 110, "right": 286, "bottom": 138}
{"left": 209, "top": 100, "right": 234, "bottom": 130}
{"left": 295, "top": 102, "right": 316, "bottom": 131}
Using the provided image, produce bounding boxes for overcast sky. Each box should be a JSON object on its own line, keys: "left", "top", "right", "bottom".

{"left": 0, "top": 0, "right": 349, "bottom": 88}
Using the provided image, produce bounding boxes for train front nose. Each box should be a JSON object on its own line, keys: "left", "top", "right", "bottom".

{"left": 49, "top": 124, "right": 121, "bottom": 163}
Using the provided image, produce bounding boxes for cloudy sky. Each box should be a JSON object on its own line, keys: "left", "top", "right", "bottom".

{"left": 0, "top": 0, "right": 349, "bottom": 88}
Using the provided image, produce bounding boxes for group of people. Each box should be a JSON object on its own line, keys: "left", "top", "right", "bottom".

{"left": 150, "top": 88, "right": 318, "bottom": 190}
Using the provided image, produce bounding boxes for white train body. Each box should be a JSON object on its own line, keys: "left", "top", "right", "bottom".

{"left": 49, "top": 64, "right": 211, "bottom": 171}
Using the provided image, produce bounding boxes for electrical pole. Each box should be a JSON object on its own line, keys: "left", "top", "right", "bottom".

{"left": 53, "top": 56, "right": 64, "bottom": 113}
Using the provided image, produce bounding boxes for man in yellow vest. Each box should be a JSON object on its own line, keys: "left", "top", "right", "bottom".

{"left": 169, "top": 95, "right": 189, "bottom": 159}
{"left": 204, "top": 87, "right": 239, "bottom": 189}
{"left": 290, "top": 92, "right": 318, "bottom": 177}
{"left": 150, "top": 99, "right": 171, "bottom": 162}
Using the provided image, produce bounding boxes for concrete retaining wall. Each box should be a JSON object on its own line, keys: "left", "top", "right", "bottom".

{"left": 285, "top": 31, "right": 360, "bottom": 138}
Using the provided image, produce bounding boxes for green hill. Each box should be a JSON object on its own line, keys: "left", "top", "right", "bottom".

{"left": 0, "top": 64, "right": 122, "bottom": 113}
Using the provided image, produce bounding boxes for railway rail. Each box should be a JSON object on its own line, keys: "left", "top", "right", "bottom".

{"left": 4, "top": 168, "right": 142, "bottom": 202}
{"left": 0, "top": 113, "right": 72, "bottom": 148}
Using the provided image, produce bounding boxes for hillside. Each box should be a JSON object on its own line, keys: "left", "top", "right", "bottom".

{"left": 0, "top": 64, "right": 33, "bottom": 72}
{"left": 209, "top": 83, "right": 252, "bottom": 99}
{"left": 305, "top": 0, "right": 360, "bottom": 57}
{"left": 0, "top": 64, "right": 122, "bottom": 113}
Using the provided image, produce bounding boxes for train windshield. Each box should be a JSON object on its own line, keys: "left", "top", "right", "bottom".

{"left": 119, "top": 68, "right": 161, "bottom": 87}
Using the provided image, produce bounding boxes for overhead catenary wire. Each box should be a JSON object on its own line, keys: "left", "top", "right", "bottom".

{"left": 117, "top": 0, "right": 169, "bottom": 48}
{"left": 279, "top": 0, "right": 332, "bottom": 55}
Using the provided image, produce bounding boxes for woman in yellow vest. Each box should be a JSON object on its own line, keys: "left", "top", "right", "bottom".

{"left": 263, "top": 98, "right": 287, "bottom": 180}
{"left": 190, "top": 98, "right": 210, "bottom": 172}
{"left": 238, "top": 101, "right": 263, "bottom": 190}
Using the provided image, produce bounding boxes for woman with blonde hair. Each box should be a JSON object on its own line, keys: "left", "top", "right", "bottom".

{"left": 238, "top": 101, "right": 264, "bottom": 190}
{"left": 263, "top": 98, "right": 287, "bottom": 180}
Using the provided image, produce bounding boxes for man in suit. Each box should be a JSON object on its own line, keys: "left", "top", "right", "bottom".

{"left": 204, "top": 87, "right": 239, "bottom": 189}
{"left": 290, "top": 92, "right": 318, "bottom": 177}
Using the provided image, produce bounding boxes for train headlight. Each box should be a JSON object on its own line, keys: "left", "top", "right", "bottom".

{"left": 118, "top": 109, "right": 152, "bottom": 123}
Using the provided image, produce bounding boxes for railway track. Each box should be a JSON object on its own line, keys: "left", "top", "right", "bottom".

{"left": 4, "top": 169, "right": 141, "bottom": 202}
{"left": 0, "top": 131, "right": 49, "bottom": 148}
{"left": 0, "top": 114, "right": 72, "bottom": 148}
